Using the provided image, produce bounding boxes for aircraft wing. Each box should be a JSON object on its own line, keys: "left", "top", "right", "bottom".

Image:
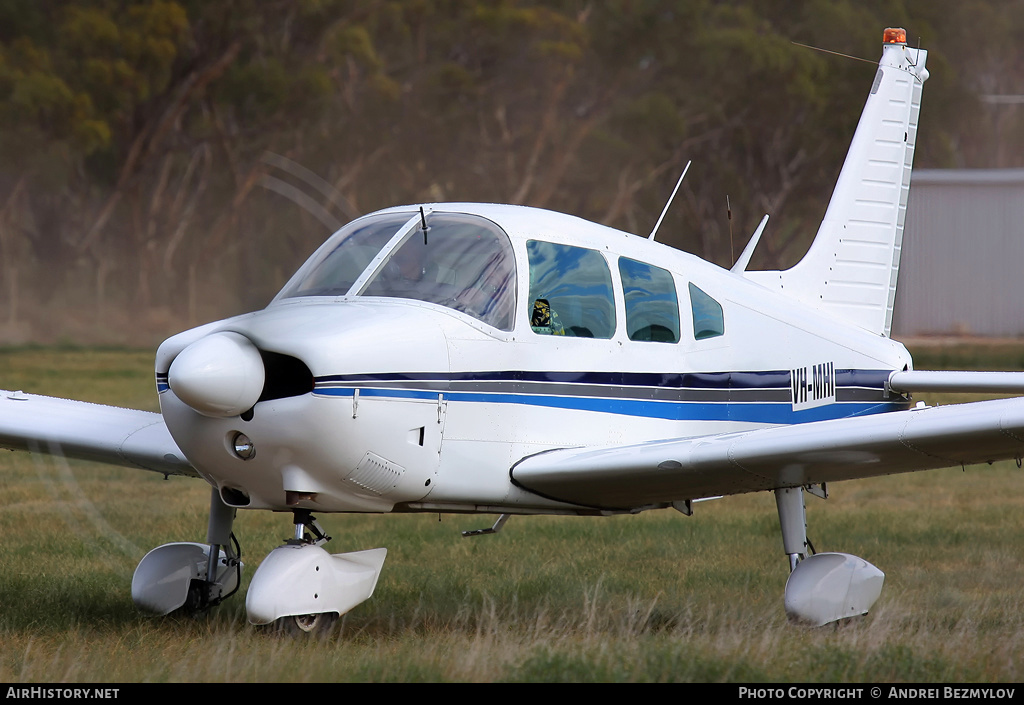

{"left": 510, "top": 397, "right": 1024, "bottom": 509}
{"left": 0, "top": 390, "right": 197, "bottom": 477}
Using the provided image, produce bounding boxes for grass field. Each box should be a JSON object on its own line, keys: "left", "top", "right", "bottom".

{"left": 2, "top": 344, "right": 1024, "bottom": 682}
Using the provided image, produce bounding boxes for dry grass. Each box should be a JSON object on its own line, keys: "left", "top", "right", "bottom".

{"left": 2, "top": 345, "right": 1024, "bottom": 681}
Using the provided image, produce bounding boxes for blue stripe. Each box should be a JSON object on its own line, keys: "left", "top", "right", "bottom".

{"left": 313, "top": 386, "right": 904, "bottom": 424}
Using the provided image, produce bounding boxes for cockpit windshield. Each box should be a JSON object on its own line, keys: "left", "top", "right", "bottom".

{"left": 360, "top": 213, "right": 516, "bottom": 330}
{"left": 277, "top": 212, "right": 412, "bottom": 299}
{"left": 277, "top": 211, "right": 516, "bottom": 331}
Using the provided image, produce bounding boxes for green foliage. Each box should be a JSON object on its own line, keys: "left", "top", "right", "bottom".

{"left": 1, "top": 1, "right": 1022, "bottom": 342}
{"left": 328, "top": 25, "right": 381, "bottom": 70}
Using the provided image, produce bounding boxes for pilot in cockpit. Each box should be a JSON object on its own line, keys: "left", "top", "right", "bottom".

{"left": 531, "top": 298, "right": 564, "bottom": 335}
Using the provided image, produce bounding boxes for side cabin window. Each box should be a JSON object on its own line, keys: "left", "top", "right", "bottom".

{"left": 361, "top": 213, "right": 517, "bottom": 330}
{"left": 527, "top": 241, "right": 615, "bottom": 338}
{"left": 618, "top": 258, "right": 680, "bottom": 343}
{"left": 688, "top": 282, "right": 725, "bottom": 340}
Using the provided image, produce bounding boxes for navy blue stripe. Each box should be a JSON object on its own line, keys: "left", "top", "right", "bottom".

{"left": 315, "top": 368, "right": 891, "bottom": 390}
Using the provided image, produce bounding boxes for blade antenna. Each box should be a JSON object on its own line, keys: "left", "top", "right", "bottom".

{"left": 648, "top": 160, "right": 691, "bottom": 241}
{"left": 731, "top": 214, "right": 770, "bottom": 273}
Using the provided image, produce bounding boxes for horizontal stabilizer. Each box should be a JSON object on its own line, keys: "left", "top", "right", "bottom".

{"left": 511, "top": 396, "right": 1024, "bottom": 509}
{"left": 0, "top": 390, "right": 196, "bottom": 476}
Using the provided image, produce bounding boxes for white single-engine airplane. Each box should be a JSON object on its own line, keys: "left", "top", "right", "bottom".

{"left": 3, "top": 28, "right": 1024, "bottom": 632}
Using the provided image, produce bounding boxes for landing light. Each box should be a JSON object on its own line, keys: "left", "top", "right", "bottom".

{"left": 883, "top": 28, "right": 907, "bottom": 44}
{"left": 232, "top": 432, "right": 256, "bottom": 460}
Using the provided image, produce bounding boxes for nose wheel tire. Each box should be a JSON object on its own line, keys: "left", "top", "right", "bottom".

{"left": 275, "top": 612, "right": 338, "bottom": 636}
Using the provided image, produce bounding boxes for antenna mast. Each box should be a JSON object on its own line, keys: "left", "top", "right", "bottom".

{"left": 727, "top": 195, "right": 734, "bottom": 263}
{"left": 647, "top": 161, "right": 691, "bottom": 241}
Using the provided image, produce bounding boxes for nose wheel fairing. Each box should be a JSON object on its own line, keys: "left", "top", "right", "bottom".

{"left": 246, "top": 509, "right": 386, "bottom": 626}
{"left": 245, "top": 544, "right": 387, "bottom": 626}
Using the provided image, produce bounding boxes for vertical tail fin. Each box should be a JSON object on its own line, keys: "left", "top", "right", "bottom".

{"left": 747, "top": 30, "right": 928, "bottom": 337}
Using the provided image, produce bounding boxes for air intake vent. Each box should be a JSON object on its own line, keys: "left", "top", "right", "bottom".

{"left": 259, "top": 351, "right": 314, "bottom": 402}
{"left": 346, "top": 452, "right": 404, "bottom": 496}
{"left": 220, "top": 485, "right": 250, "bottom": 506}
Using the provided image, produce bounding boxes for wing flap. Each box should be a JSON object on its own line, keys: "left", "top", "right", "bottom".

{"left": 0, "top": 390, "right": 197, "bottom": 477}
{"left": 510, "top": 397, "right": 1024, "bottom": 509}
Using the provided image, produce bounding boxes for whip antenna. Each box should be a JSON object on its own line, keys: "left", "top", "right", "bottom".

{"left": 727, "top": 195, "right": 734, "bottom": 263}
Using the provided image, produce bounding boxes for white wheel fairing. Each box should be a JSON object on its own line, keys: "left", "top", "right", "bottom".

{"left": 131, "top": 542, "right": 240, "bottom": 615}
{"left": 246, "top": 544, "right": 387, "bottom": 625}
{"left": 784, "top": 552, "right": 884, "bottom": 626}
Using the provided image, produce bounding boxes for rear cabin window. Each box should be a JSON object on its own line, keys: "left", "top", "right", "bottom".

{"left": 688, "top": 282, "right": 725, "bottom": 340}
{"left": 527, "top": 241, "right": 615, "bottom": 339}
{"left": 618, "top": 258, "right": 680, "bottom": 343}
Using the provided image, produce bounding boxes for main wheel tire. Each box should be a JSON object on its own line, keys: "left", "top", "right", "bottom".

{"left": 170, "top": 579, "right": 207, "bottom": 617}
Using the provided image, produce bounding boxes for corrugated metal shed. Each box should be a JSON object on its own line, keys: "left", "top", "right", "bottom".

{"left": 892, "top": 169, "right": 1024, "bottom": 337}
